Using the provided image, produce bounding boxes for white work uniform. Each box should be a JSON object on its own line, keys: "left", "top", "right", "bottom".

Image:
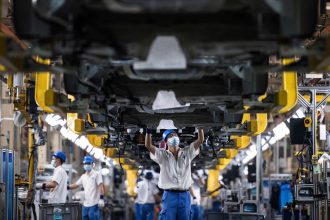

{"left": 150, "top": 143, "right": 200, "bottom": 190}
{"left": 135, "top": 179, "right": 159, "bottom": 204}
{"left": 48, "top": 165, "right": 68, "bottom": 203}
{"left": 76, "top": 170, "right": 103, "bottom": 207}
{"left": 190, "top": 174, "right": 202, "bottom": 205}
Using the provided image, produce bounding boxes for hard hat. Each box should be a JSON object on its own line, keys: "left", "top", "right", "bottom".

{"left": 52, "top": 151, "right": 66, "bottom": 163}
{"left": 162, "top": 129, "right": 175, "bottom": 141}
{"left": 83, "top": 156, "right": 94, "bottom": 164}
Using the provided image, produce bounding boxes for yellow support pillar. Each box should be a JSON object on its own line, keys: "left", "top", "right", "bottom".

{"left": 207, "top": 169, "right": 220, "bottom": 197}
{"left": 126, "top": 169, "right": 137, "bottom": 197}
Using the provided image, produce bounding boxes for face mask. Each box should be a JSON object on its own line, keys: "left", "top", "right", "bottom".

{"left": 168, "top": 136, "right": 180, "bottom": 147}
{"left": 51, "top": 159, "right": 56, "bottom": 168}
{"left": 84, "top": 164, "right": 92, "bottom": 171}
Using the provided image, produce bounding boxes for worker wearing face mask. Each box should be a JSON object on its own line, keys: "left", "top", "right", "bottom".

{"left": 35, "top": 151, "right": 68, "bottom": 204}
{"left": 68, "top": 156, "right": 105, "bottom": 220}
{"left": 145, "top": 128, "right": 204, "bottom": 220}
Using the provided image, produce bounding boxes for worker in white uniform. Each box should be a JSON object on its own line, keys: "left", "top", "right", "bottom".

{"left": 145, "top": 128, "right": 204, "bottom": 220}
{"left": 68, "top": 156, "right": 105, "bottom": 220}
{"left": 189, "top": 171, "right": 205, "bottom": 220}
{"left": 35, "top": 151, "right": 68, "bottom": 204}
{"left": 135, "top": 171, "right": 160, "bottom": 220}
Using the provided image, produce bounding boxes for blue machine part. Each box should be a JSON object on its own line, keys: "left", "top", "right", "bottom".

{"left": 2, "top": 150, "right": 14, "bottom": 220}
{"left": 280, "top": 183, "right": 293, "bottom": 210}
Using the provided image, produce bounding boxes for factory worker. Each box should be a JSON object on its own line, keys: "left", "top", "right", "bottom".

{"left": 68, "top": 156, "right": 105, "bottom": 220}
{"left": 36, "top": 151, "right": 68, "bottom": 204}
{"left": 145, "top": 127, "right": 204, "bottom": 220}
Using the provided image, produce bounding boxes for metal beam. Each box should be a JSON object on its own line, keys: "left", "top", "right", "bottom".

{"left": 311, "top": 89, "right": 318, "bottom": 220}
{"left": 316, "top": 92, "right": 330, "bottom": 109}
{"left": 298, "top": 93, "right": 311, "bottom": 109}
{"left": 298, "top": 87, "right": 330, "bottom": 92}
{"left": 256, "top": 135, "right": 262, "bottom": 213}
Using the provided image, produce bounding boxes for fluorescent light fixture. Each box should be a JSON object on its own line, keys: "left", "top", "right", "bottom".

{"left": 262, "top": 143, "right": 269, "bottom": 151}
{"left": 45, "top": 113, "right": 113, "bottom": 165}
{"left": 269, "top": 137, "right": 276, "bottom": 145}
{"left": 250, "top": 144, "right": 257, "bottom": 152}
{"left": 243, "top": 151, "right": 257, "bottom": 164}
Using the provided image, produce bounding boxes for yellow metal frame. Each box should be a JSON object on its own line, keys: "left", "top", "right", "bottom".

{"left": 87, "top": 134, "right": 107, "bottom": 147}
{"left": 277, "top": 72, "right": 298, "bottom": 113}
{"left": 28, "top": 127, "right": 34, "bottom": 190}
{"left": 232, "top": 135, "right": 251, "bottom": 149}
{"left": 7, "top": 74, "right": 13, "bottom": 89}
{"left": 113, "top": 158, "right": 127, "bottom": 164}
{"left": 126, "top": 169, "right": 137, "bottom": 197}
{"left": 105, "top": 148, "right": 117, "bottom": 157}
{"left": 248, "top": 113, "right": 268, "bottom": 136}
{"left": 223, "top": 149, "right": 238, "bottom": 159}
{"left": 218, "top": 158, "right": 232, "bottom": 166}
{"left": 207, "top": 169, "right": 220, "bottom": 197}
{"left": 243, "top": 113, "right": 268, "bottom": 136}
{"left": 34, "top": 58, "right": 53, "bottom": 112}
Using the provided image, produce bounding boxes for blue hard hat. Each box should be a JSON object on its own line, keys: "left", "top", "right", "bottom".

{"left": 83, "top": 156, "right": 94, "bottom": 164}
{"left": 52, "top": 151, "right": 66, "bottom": 163}
{"left": 162, "top": 129, "right": 175, "bottom": 141}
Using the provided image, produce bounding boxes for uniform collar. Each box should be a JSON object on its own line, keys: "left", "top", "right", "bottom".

{"left": 85, "top": 169, "right": 94, "bottom": 175}
{"left": 166, "top": 148, "right": 184, "bottom": 157}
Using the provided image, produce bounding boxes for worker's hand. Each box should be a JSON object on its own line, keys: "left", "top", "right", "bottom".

{"left": 146, "top": 128, "right": 152, "bottom": 134}
{"left": 98, "top": 199, "right": 105, "bottom": 208}
{"left": 35, "top": 183, "right": 46, "bottom": 190}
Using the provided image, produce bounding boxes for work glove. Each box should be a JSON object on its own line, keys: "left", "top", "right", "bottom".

{"left": 146, "top": 128, "right": 152, "bottom": 134}
{"left": 192, "top": 196, "right": 198, "bottom": 205}
{"left": 35, "top": 183, "right": 46, "bottom": 190}
{"left": 98, "top": 199, "right": 105, "bottom": 208}
{"left": 98, "top": 195, "right": 105, "bottom": 208}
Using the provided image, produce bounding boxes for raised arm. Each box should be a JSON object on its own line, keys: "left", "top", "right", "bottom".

{"left": 145, "top": 128, "right": 156, "bottom": 155}
{"left": 192, "top": 128, "right": 204, "bottom": 150}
